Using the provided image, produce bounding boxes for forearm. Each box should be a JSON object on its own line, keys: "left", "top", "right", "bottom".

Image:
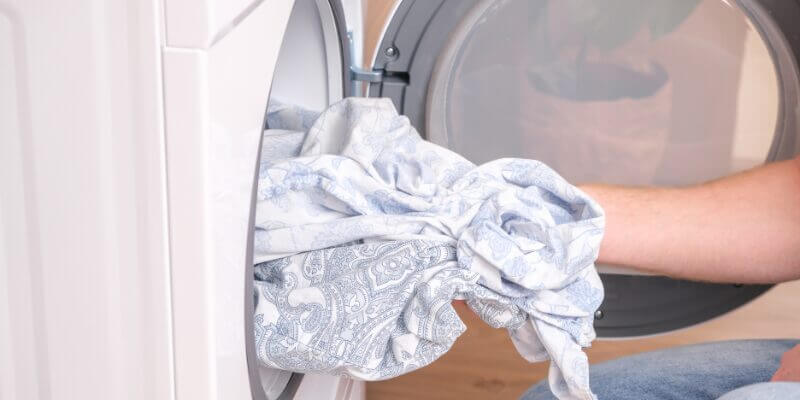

{"left": 582, "top": 157, "right": 800, "bottom": 284}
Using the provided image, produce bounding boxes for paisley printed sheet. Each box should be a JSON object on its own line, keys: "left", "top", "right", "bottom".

{"left": 253, "top": 98, "right": 605, "bottom": 400}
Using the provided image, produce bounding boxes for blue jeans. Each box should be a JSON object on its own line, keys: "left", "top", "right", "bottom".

{"left": 521, "top": 339, "right": 800, "bottom": 400}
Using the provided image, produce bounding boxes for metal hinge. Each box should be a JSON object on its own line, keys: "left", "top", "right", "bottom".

{"left": 350, "top": 66, "right": 383, "bottom": 83}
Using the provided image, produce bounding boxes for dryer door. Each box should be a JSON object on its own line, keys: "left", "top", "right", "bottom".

{"left": 367, "top": 0, "right": 800, "bottom": 337}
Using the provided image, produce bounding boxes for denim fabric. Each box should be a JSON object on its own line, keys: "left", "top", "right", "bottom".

{"left": 717, "top": 382, "right": 800, "bottom": 399}
{"left": 521, "top": 339, "right": 798, "bottom": 400}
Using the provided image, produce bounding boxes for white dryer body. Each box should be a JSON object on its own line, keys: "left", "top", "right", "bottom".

{"left": 0, "top": 0, "right": 357, "bottom": 399}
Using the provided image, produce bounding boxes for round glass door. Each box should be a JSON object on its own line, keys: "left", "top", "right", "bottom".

{"left": 428, "top": 0, "right": 789, "bottom": 184}
{"left": 425, "top": 0, "right": 798, "bottom": 336}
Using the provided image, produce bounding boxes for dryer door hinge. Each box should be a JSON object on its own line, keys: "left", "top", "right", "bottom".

{"left": 350, "top": 66, "right": 384, "bottom": 83}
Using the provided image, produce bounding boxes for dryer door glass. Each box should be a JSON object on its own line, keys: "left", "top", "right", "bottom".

{"left": 427, "top": 0, "right": 790, "bottom": 185}
{"left": 423, "top": 0, "right": 799, "bottom": 336}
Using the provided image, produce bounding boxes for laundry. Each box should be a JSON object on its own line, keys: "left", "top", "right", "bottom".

{"left": 253, "top": 98, "right": 605, "bottom": 400}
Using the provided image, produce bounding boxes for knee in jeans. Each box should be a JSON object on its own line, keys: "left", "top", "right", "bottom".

{"left": 717, "top": 382, "right": 800, "bottom": 400}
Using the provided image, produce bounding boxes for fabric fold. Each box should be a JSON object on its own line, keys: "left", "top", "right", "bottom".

{"left": 254, "top": 98, "right": 605, "bottom": 400}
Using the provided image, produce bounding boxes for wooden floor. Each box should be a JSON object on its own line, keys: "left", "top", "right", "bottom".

{"left": 366, "top": 280, "right": 800, "bottom": 400}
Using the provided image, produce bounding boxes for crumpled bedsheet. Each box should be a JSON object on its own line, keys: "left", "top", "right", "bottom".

{"left": 253, "top": 98, "right": 605, "bottom": 400}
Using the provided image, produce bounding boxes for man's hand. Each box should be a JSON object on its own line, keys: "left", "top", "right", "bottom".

{"left": 771, "top": 344, "right": 800, "bottom": 382}
{"left": 580, "top": 156, "right": 800, "bottom": 283}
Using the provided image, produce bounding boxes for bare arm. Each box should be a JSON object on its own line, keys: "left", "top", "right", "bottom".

{"left": 582, "top": 156, "right": 800, "bottom": 284}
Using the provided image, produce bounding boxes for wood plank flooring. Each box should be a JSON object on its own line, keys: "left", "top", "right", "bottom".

{"left": 366, "top": 280, "right": 800, "bottom": 399}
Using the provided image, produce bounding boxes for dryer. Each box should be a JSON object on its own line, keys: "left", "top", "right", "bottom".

{"left": 1, "top": 1, "right": 799, "bottom": 400}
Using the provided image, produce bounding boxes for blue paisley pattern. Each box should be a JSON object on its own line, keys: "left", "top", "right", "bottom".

{"left": 254, "top": 98, "right": 605, "bottom": 400}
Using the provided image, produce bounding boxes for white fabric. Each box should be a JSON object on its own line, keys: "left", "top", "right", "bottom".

{"left": 253, "top": 98, "right": 605, "bottom": 399}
